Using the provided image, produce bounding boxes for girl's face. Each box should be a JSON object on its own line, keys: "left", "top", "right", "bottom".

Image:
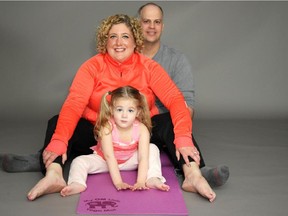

{"left": 112, "top": 97, "right": 138, "bottom": 130}
{"left": 106, "top": 23, "right": 136, "bottom": 63}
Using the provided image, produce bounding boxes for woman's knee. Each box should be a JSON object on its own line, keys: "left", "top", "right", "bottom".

{"left": 47, "top": 115, "right": 59, "bottom": 127}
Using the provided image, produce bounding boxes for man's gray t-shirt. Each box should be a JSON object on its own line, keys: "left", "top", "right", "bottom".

{"left": 153, "top": 43, "right": 195, "bottom": 113}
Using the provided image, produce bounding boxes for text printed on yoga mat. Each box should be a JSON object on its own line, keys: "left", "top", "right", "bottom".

{"left": 84, "top": 198, "right": 120, "bottom": 213}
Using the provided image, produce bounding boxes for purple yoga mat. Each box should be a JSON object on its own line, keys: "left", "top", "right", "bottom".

{"left": 76, "top": 154, "right": 188, "bottom": 215}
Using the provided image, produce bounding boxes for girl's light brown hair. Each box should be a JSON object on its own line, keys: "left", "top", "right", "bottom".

{"left": 96, "top": 14, "right": 144, "bottom": 54}
{"left": 94, "top": 86, "right": 152, "bottom": 138}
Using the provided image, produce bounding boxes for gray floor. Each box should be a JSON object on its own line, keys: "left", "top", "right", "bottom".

{"left": 1, "top": 119, "right": 288, "bottom": 216}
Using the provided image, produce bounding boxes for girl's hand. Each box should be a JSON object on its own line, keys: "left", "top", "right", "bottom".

{"left": 114, "top": 182, "right": 133, "bottom": 191}
{"left": 132, "top": 182, "right": 149, "bottom": 191}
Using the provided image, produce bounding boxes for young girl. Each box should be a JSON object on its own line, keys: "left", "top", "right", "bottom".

{"left": 60, "top": 86, "right": 170, "bottom": 196}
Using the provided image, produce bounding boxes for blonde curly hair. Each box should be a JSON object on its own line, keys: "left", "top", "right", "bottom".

{"left": 96, "top": 14, "right": 144, "bottom": 54}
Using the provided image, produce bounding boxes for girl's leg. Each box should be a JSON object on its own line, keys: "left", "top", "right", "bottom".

{"left": 61, "top": 154, "right": 108, "bottom": 197}
{"left": 119, "top": 145, "right": 169, "bottom": 191}
{"left": 118, "top": 152, "right": 139, "bottom": 171}
{"left": 146, "top": 144, "right": 169, "bottom": 191}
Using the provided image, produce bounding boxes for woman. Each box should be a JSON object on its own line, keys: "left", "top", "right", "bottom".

{"left": 27, "top": 14, "right": 215, "bottom": 202}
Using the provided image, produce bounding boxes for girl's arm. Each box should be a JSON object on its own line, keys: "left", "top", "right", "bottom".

{"left": 132, "top": 123, "right": 150, "bottom": 190}
{"left": 100, "top": 127, "right": 132, "bottom": 190}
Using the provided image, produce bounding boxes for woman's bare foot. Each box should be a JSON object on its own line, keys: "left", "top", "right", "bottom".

{"left": 182, "top": 162, "right": 216, "bottom": 202}
{"left": 60, "top": 182, "right": 86, "bottom": 197}
{"left": 146, "top": 177, "right": 170, "bottom": 191}
{"left": 27, "top": 163, "right": 66, "bottom": 201}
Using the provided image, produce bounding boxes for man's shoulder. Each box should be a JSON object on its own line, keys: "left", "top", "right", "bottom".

{"left": 138, "top": 52, "right": 160, "bottom": 66}
{"left": 160, "top": 43, "right": 184, "bottom": 57}
{"left": 157, "top": 43, "right": 188, "bottom": 66}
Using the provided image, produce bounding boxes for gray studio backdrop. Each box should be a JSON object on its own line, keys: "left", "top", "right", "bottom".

{"left": 0, "top": 1, "right": 287, "bottom": 122}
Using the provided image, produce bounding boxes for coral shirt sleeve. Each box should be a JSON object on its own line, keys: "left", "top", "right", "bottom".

{"left": 45, "top": 139, "right": 67, "bottom": 155}
{"left": 148, "top": 61, "right": 194, "bottom": 149}
{"left": 49, "top": 61, "right": 97, "bottom": 150}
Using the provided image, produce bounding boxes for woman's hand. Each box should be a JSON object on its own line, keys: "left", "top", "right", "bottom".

{"left": 42, "top": 150, "right": 67, "bottom": 168}
{"left": 176, "top": 146, "right": 200, "bottom": 166}
{"left": 42, "top": 150, "right": 58, "bottom": 168}
{"left": 43, "top": 140, "right": 68, "bottom": 168}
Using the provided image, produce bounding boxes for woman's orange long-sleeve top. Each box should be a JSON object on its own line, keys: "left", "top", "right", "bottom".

{"left": 50, "top": 52, "right": 193, "bottom": 152}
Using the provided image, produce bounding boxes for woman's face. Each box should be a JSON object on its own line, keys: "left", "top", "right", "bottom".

{"left": 106, "top": 23, "right": 136, "bottom": 63}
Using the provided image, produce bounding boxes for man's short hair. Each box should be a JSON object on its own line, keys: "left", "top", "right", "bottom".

{"left": 137, "top": 2, "right": 164, "bottom": 17}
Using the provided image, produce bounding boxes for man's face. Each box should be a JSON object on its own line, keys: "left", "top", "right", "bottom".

{"left": 139, "top": 5, "right": 164, "bottom": 43}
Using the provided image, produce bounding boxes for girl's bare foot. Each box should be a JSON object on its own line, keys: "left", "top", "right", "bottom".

{"left": 146, "top": 177, "right": 170, "bottom": 191}
{"left": 60, "top": 182, "right": 86, "bottom": 197}
{"left": 27, "top": 163, "right": 66, "bottom": 201}
{"left": 182, "top": 162, "right": 216, "bottom": 202}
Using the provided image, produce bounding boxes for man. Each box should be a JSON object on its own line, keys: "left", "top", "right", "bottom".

{"left": 138, "top": 2, "right": 229, "bottom": 196}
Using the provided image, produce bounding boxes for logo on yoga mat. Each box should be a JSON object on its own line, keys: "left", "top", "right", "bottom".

{"left": 84, "top": 198, "right": 120, "bottom": 213}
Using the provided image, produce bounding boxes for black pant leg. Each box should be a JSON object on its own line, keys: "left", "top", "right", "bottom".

{"left": 192, "top": 134, "right": 205, "bottom": 168}
{"left": 151, "top": 112, "right": 205, "bottom": 170}
{"left": 39, "top": 115, "right": 95, "bottom": 173}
